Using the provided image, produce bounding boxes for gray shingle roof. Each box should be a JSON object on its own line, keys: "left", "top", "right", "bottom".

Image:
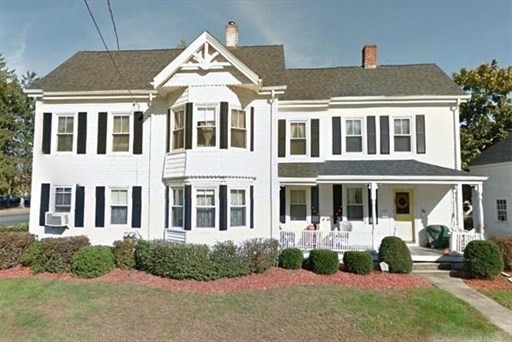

{"left": 279, "top": 160, "right": 474, "bottom": 178}
{"left": 31, "top": 45, "right": 286, "bottom": 91}
{"left": 281, "top": 64, "right": 466, "bottom": 100}
{"left": 471, "top": 133, "right": 512, "bottom": 166}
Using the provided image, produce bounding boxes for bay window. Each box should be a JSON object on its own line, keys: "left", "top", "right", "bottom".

{"left": 230, "top": 189, "right": 246, "bottom": 226}
{"left": 197, "top": 107, "right": 216, "bottom": 147}
{"left": 173, "top": 109, "right": 184, "bottom": 150}
{"left": 172, "top": 188, "right": 184, "bottom": 227}
{"left": 231, "top": 109, "right": 246, "bottom": 148}
{"left": 196, "top": 189, "right": 215, "bottom": 227}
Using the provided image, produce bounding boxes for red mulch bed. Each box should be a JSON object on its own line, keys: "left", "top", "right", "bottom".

{"left": 0, "top": 266, "right": 431, "bottom": 294}
{"left": 464, "top": 274, "right": 512, "bottom": 291}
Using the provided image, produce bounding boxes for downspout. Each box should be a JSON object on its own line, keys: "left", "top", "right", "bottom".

{"left": 146, "top": 93, "right": 154, "bottom": 240}
{"left": 270, "top": 89, "right": 277, "bottom": 239}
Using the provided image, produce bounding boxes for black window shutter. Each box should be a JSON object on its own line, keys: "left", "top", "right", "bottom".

{"left": 220, "top": 102, "right": 229, "bottom": 149}
{"left": 416, "top": 114, "right": 426, "bottom": 154}
{"left": 166, "top": 109, "right": 171, "bottom": 153}
{"left": 311, "top": 119, "right": 320, "bottom": 157}
{"left": 250, "top": 185, "right": 254, "bottom": 228}
{"left": 368, "top": 188, "right": 379, "bottom": 224}
{"left": 97, "top": 112, "right": 108, "bottom": 154}
{"left": 380, "top": 116, "right": 390, "bottom": 155}
{"left": 279, "top": 186, "right": 286, "bottom": 223}
{"left": 74, "top": 186, "right": 85, "bottom": 227}
{"left": 95, "top": 186, "right": 105, "bottom": 227}
{"left": 311, "top": 186, "right": 319, "bottom": 224}
{"left": 42, "top": 113, "right": 52, "bottom": 154}
{"left": 333, "top": 184, "right": 343, "bottom": 223}
{"left": 185, "top": 103, "right": 193, "bottom": 150}
{"left": 367, "top": 116, "right": 376, "bottom": 155}
{"left": 132, "top": 186, "right": 142, "bottom": 228}
{"left": 219, "top": 185, "right": 227, "bottom": 230}
{"left": 250, "top": 107, "right": 255, "bottom": 152}
{"left": 39, "top": 183, "right": 50, "bottom": 226}
{"left": 278, "top": 119, "right": 286, "bottom": 157}
{"left": 77, "top": 112, "right": 87, "bottom": 154}
{"left": 184, "top": 185, "right": 192, "bottom": 230}
{"left": 133, "top": 111, "right": 143, "bottom": 155}
{"left": 332, "top": 117, "right": 341, "bottom": 155}
{"left": 164, "top": 186, "right": 169, "bottom": 229}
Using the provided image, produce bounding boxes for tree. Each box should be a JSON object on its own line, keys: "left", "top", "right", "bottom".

{"left": 0, "top": 54, "right": 35, "bottom": 194}
{"left": 453, "top": 60, "right": 512, "bottom": 169}
{"left": 177, "top": 36, "right": 187, "bottom": 49}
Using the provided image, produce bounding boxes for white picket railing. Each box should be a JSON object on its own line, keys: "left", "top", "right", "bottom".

{"left": 450, "top": 231, "right": 482, "bottom": 254}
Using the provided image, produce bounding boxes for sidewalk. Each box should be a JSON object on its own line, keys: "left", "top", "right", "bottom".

{"left": 420, "top": 273, "right": 512, "bottom": 336}
{"left": 0, "top": 207, "right": 30, "bottom": 217}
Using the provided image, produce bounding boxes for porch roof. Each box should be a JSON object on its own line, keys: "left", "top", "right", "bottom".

{"left": 278, "top": 160, "right": 487, "bottom": 184}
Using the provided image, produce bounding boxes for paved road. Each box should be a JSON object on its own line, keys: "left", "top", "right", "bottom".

{"left": 0, "top": 213, "right": 30, "bottom": 226}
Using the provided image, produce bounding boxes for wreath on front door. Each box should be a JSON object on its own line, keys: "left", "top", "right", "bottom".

{"left": 396, "top": 193, "right": 409, "bottom": 209}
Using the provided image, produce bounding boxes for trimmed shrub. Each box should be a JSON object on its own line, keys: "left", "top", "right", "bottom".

{"left": 0, "top": 232, "right": 35, "bottom": 269}
{"left": 378, "top": 236, "right": 413, "bottom": 274}
{"left": 210, "top": 241, "right": 251, "bottom": 278}
{"left": 240, "top": 238, "right": 280, "bottom": 274}
{"left": 113, "top": 238, "right": 138, "bottom": 269}
{"left": 342, "top": 251, "right": 373, "bottom": 275}
{"left": 0, "top": 223, "right": 29, "bottom": 233}
{"left": 32, "top": 236, "right": 90, "bottom": 273}
{"left": 20, "top": 240, "right": 43, "bottom": 267}
{"left": 278, "top": 248, "right": 304, "bottom": 270}
{"left": 463, "top": 240, "right": 504, "bottom": 279}
{"left": 491, "top": 236, "right": 512, "bottom": 271}
{"left": 308, "top": 249, "right": 339, "bottom": 275}
{"left": 163, "top": 243, "right": 214, "bottom": 280}
{"left": 71, "top": 246, "right": 115, "bottom": 278}
{"left": 134, "top": 239, "right": 151, "bottom": 272}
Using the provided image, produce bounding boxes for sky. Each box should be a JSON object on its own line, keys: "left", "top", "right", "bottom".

{"left": 0, "top": 0, "right": 511, "bottom": 79}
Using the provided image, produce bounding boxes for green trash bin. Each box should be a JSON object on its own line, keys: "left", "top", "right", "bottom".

{"left": 426, "top": 225, "right": 451, "bottom": 249}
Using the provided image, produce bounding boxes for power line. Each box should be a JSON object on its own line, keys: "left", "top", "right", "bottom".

{"left": 83, "top": 0, "right": 136, "bottom": 104}
{"left": 107, "top": 0, "right": 120, "bottom": 51}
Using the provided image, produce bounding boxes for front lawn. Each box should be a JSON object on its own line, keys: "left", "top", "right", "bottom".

{"left": 0, "top": 279, "right": 505, "bottom": 341}
{"left": 484, "top": 290, "right": 512, "bottom": 310}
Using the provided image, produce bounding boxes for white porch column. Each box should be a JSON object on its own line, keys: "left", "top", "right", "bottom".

{"left": 476, "top": 183, "right": 485, "bottom": 236}
{"left": 370, "top": 182, "right": 378, "bottom": 249}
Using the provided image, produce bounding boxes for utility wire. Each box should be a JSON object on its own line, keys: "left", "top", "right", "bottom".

{"left": 83, "top": 0, "right": 136, "bottom": 104}
{"left": 107, "top": 0, "right": 120, "bottom": 51}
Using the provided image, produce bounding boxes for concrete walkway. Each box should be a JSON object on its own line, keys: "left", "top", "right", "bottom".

{"left": 420, "top": 273, "right": 512, "bottom": 336}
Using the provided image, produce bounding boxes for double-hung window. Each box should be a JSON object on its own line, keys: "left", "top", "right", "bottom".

{"left": 57, "top": 116, "right": 74, "bottom": 152}
{"left": 55, "top": 187, "right": 72, "bottom": 212}
{"left": 231, "top": 109, "right": 246, "bottom": 148}
{"left": 197, "top": 107, "right": 216, "bottom": 147}
{"left": 290, "top": 189, "right": 307, "bottom": 221}
{"left": 497, "top": 199, "right": 508, "bottom": 222}
{"left": 346, "top": 188, "right": 363, "bottom": 221}
{"left": 230, "top": 189, "right": 246, "bottom": 226}
{"left": 113, "top": 115, "right": 130, "bottom": 152}
{"left": 290, "top": 122, "right": 306, "bottom": 155}
{"left": 196, "top": 189, "right": 215, "bottom": 227}
{"left": 172, "top": 188, "right": 184, "bottom": 228}
{"left": 346, "top": 119, "right": 363, "bottom": 152}
{"left": 111, "top": 189, "right": 128, "bottom": 225}
{"left": 394, "top": 118, "right": 411, "bottom": 152}
{"left": 173, "top": 109, "right": 185, "bottom": 150}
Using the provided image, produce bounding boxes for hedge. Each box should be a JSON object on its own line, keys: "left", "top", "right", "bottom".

{"left": 278, "top": 248, "right": 304, "bottom": 270}
{"left": 308, "top": 249, "right": 339, "bottom": 275}
{"left": 32, "top": 236, "right": 90, "bottom": 273}
{"left": 210, "top": 241, "right": 251, "bottom": 278}
{"left": 71, "top": 246, "right": 115, "bottom": 278}
{"left": 20, "top": 241, "right": 43, "bottom": 267}
{"left": 0, "top": 232, "right": 35, "bottom": 269}
{"left": 240, "top": 238, "right": 280, "bottom": 274}
{"left": 342, "top": 251, "right": 373, "bottom": 275}
{"left": 378, "top": 236, "right": 413, "bottom": 273}
{"left": 491, "top": 236, "right": 512, "bottom": 271}
{"left": 463, "top": 240, "right": 504, "bottom": 279}
{"left": 113, "top": 238, "right": 138, "bottom": 269}
{"left": 0, "top": 223, "right": 29, "bottom": 233}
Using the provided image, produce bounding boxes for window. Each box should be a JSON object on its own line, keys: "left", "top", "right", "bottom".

{"left": 113, "top": 115, "right": 130, "bottom": 152}
{"left": 231, "top": 109, "right": 246, "bottom": 148}
{"left": 290, "top": 189, "right": 306, "bottom": 221}
{"left": 111, "top": 189, "right": 128, "bottom": 224}
{"left": 346, "top": 119, "right": 363, "bottom": 152}
{"left": 172, "top": 188, "right": 184, "bottom": 227}
{"left": 54, "top": 187, "right": 72, "bottom": 212}
{"left": 173, "top": 109, "right": 185, "bottom": 150}
{"left": 347, "top": 188, "right": 363, "bottom": 221}
{"left": 197, "top": 107, "right": 216, "bottom": 147}
{"left": 230, "top": 189, "right": 246, "bottom": 226}
{"left": 196, "top": 189, "right": 215, "bottom": 227}
{"left": 497, "top": 199, "right": 508, "bottom": 222}
{"left": 57, "top": 116, "right": 74, "bottom": 152}
{"left": 394, "top": 118, "right": 411, "bottom": 152}
{"left": 290, "top": 122, "right": 306, "bottom": 155}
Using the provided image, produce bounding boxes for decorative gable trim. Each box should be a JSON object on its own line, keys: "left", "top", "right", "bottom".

{"left": 152, "top": 32, "right": 261, "bottom": 89}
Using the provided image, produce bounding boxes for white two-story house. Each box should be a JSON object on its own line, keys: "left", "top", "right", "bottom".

{"left": 26, "top": 22, "right": 486, "bottom": 251}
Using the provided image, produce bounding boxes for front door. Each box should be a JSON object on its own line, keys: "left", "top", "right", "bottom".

{"left": 394, "top": 189, "right": 414, "bottom": 242}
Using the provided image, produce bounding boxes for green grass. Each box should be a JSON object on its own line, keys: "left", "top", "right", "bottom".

{"left": 0, "top": 279, "right": 505, "bottom": 341}
{"left": 484, "top": 290, "right": 512, "bottom": 310}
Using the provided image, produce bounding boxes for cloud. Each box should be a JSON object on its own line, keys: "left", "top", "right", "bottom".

{"left": 4, "top": 24, "right": 30, "bottom": 76}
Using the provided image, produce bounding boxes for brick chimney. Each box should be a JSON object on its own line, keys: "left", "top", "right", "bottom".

{"left": 362, "top": 44, "right": 377, "bottom": 69}
{"left": 225, "top": 21, "right": 239, "bottom": 48}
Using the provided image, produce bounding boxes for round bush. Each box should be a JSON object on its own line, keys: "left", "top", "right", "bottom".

{"left": 463, "top": 240, "right": 504, "bottom": 279}
{"left": 378, "top": 236, "right": 413, "bottom": 274}
{"left": 308, "top": 249, "right": 339, "bottom": 275}
{"left": 278, "top": 248, "right": 304, "bottom": 270}
{"left": 113, "top": 238, "right": 138, "bottom": 270}
{"left": 343, "top": 251, "right": 374, "bottom": 275}
{"left": 71, "top": 246, "right": 115, "bottom": 278}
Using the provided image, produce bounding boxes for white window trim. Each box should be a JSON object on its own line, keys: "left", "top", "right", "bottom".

{"left": 287, "top": 120, "right": 309, "bottom": 157}
{"left": 344, "top": 186, "right": 365, "bottom": 222}
{"left": 52, "top": 185, "right": 74, "bottom": 213}
{"left": 392, "top": 116, "right": 414, "bottom": 154}
{"left": 107, "top": 187, "right": 131, "bottom": 227}
{"left": 171, "top": 187, "right": 184, "bottom": 229}
{"left": 344, "top": 117, "right": 365, "bottom": 154}
{"left": 193, "top": 186, "right": 218, "bottom": 229}
{"left": 229, "top": 187, "right": 248, "bottom": 228}
{"left": 171, "top": 106, "right": 185, "bottom": 152}
{"left": 108, "top": 113, "right": 133, "bottom": 155}
{"left": 54, "top": 113, "right": 77, "bottom": 154}
{"left": 287, "top": 186, "right": 310, "bottom": 222}
{"left": 194, "top": 103, "right": 219, "bottom": 149}
{"left": 229, "top": 106, "right": 248, "bottom": 150}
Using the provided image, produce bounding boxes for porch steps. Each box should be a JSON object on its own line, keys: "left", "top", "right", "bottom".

{"left": 412, "top": 262, "right": 462, "bottom": 273}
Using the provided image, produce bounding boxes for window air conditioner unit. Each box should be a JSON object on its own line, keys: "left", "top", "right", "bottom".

{"left": 45, "top": 212, "right": 70, "bottom": 228}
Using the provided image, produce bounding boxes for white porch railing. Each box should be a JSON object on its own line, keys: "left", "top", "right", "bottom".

{"left": 450, "top": 231, "right": 482, "bottom": 254}
{"left": 164, "top": 229, "right": 187, "bottom": 243}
